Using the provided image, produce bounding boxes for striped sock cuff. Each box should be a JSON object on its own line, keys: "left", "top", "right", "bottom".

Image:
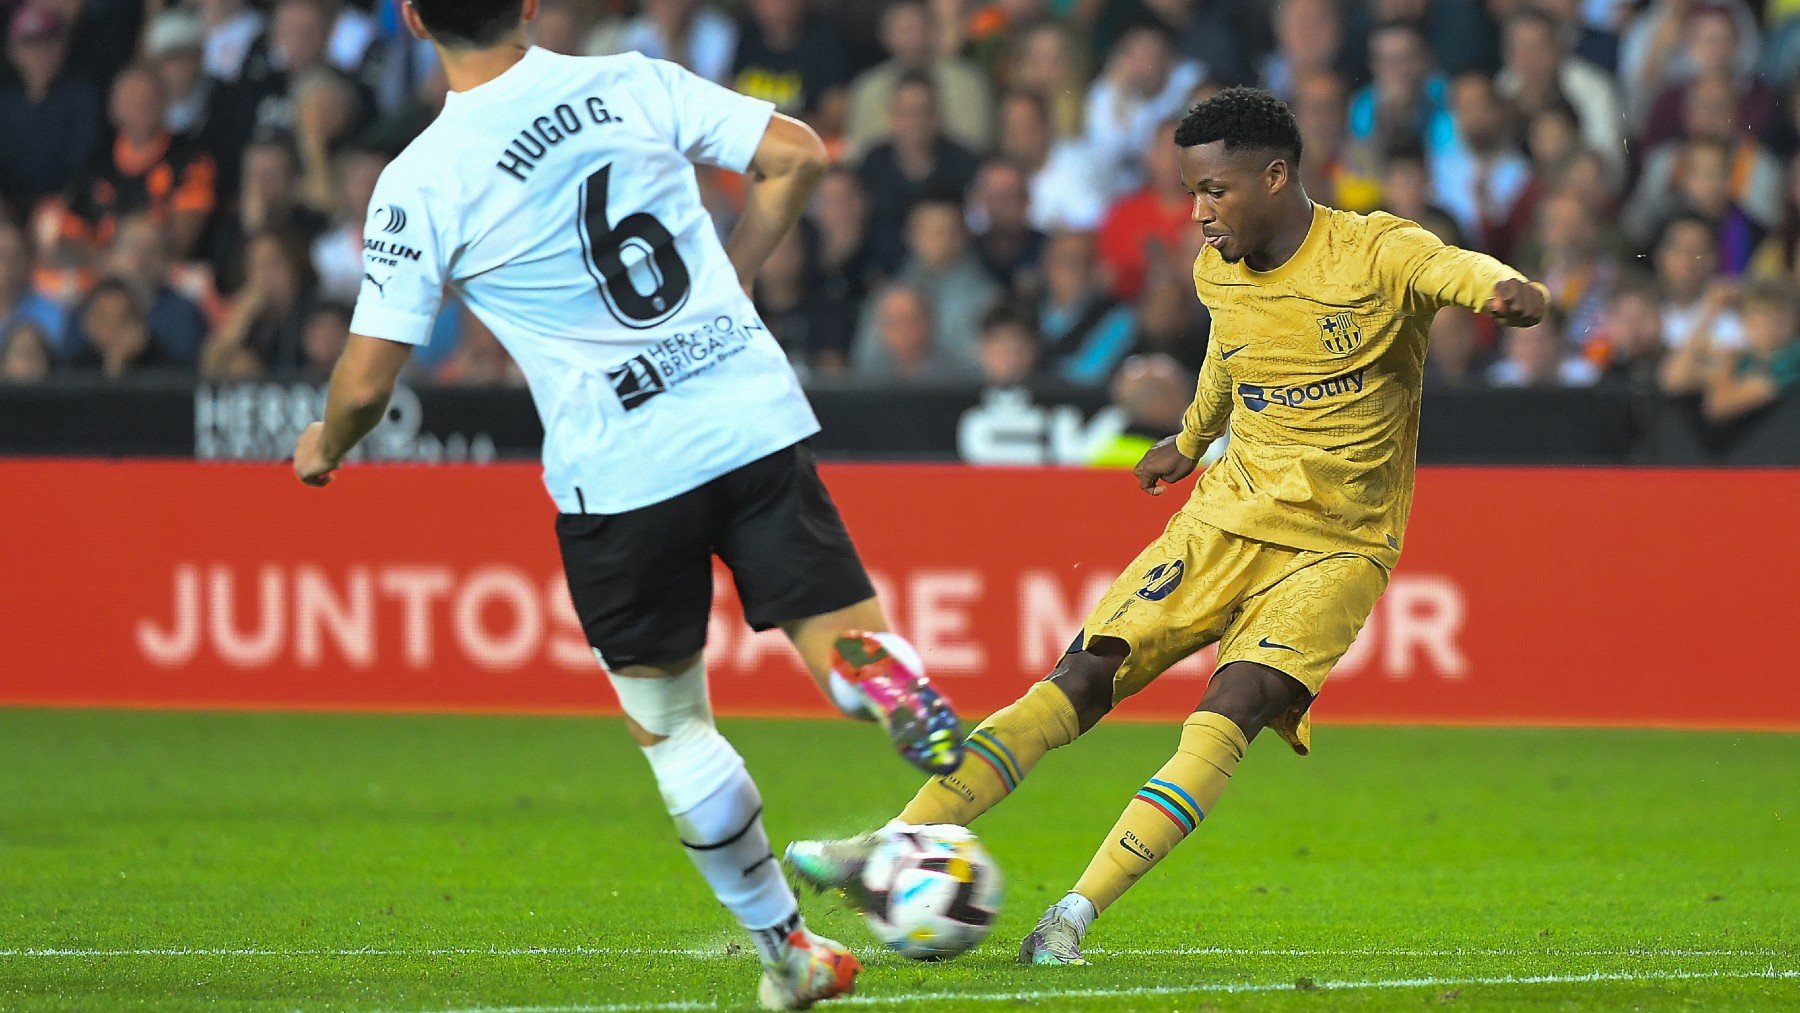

{"left": 1133, "top": 777, "right": 1203, "bottom": 835}
{"left": 963, "top": 728, "right": 1022, "bottom": 793}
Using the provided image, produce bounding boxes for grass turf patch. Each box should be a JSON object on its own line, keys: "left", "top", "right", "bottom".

{"left": 0, "top": 709, "right": 1795, "bottom": 1010}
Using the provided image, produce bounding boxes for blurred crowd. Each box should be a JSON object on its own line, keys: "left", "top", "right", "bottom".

{"left": 2, "top": 0, "right": 1799, "bottom": 428}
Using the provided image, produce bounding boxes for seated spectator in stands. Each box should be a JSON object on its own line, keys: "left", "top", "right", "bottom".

{"left": 1348, "top": 19, "right": 1453, "bottom": 158}
{"left": 0, "top": 318, "right": 52, "bottom": 381}
{"left": 1522, "top": 187, "right": 1619, "bottom": 348}
{"left": 209, "top": 133, "right": 329, "bottom": 295}
{"left": 1378, "top": 143, "right": 1451, "bottom": 225}
{"left": 66, "top": 278, "right": 175, "bottom": 378}
{"left": 886, "top": 194, "right": 1000, "bottom": 373}
{"left": 1087, "top": 352, "right": 1196, "bottom": 467}
{"left": 1695, "top": 278, "right": 1800, "bottom": 420}
{"left": 1750, "top": 156, "right": 1800, "bottom": 282}
{"left": 1678, "top": 137, "right": 1767, "bottom": 275}
{"left": 145, "top": 9, "right": 214, "bottom": 140}
{"left": 1619, "top": 0, "right": 1760, "bottom": 123}
{"left": 1098, "top": 120, "right": 1191, "bottom": 303}
{"left": 311, "top": 145, "right": 387, "bottom": 304}
{"left": 1496, "top": 6, "right": 1625, "bottom": 180}
{"left": 1123, "top": 255, "right": 1209, "bottom": 373}
{"left": 731, "top": 0, "right": 852, "bottom": 139}
{"left": 1261, "top": 0, "right": 1344, "bottom": 103}
{"left": 853, "top": 281, "right": 964, "bottom": 382}
{"left": 1587, "top": 272, "right": 1666, "bottom": 387}
{"left": 528, "top": 0, "right": 589, "bottom": 56}
{"left": 857, "top": 72, "right": 982, "bottom": 273}
{"left": 1290, "top": 69, "right": 1381, "bottom": 213}
{"left": 1425, "top": 303, "right": 1482, "bottom": 385}
{"left": 968, "top": 158, "right": 1044, "bottom": 295}
{"left": 0, "top": 221, "right": 65, "bottom": 360}
{"left": 1433, "top": 73, "right": 1532, "bottom": 257}
{"left": 998, "top": 90, "right": 1108, "bottom": 232}
{"left": 293, "top": 68, "right": 373, "bottom": 214}
{"left": 1485, "top": 308, "right": 1600, "bottom": 387}
{"left": 437, "top": 308, "right": 525, "bottom": 387}
{"left": 585, "top": 0, "right": 735, "bottom": 83}
{"left": 0, "top": 6, "right": 104, "bottom": 224}
{"left": 975, "top": 302, "right": 1041, "bottom": 387}
{"left": 1038, "top": 230, "right": 1135, "bottom": 385}
{"left": 1011, "top": 22, "right": 1087, "bottom": 138}
{"left": 56, "top": 65, "right": 217, "bottom": 264}
{"left": 229, "top": 0, "right": 370, "bottom": 144}
{"left": 201, "top": 228, "right": 317, "bottom": 377}
{"left": 1640, "top": 6, "right": 1777, "bottom": 150}
{"left": 1626, "top": 77, "right": 1784, "bottom": 250}
{"left": 754, "top": 225, "right": 833, "bottom": 371}
{"left": 196, "top": 0, "right": 265, "bottom": 84}
{"left": 808, "top": 167, "right": 877, "bottom": 376}
{"left": 1083, "top": 27, "right": 1204, "bottom": 198}
{"left": 363, "top": 61, "right": 449, "bottom": 156}
{"left": 318, "top": 0, "right": 379, "bottom": 76}
{"left": 103, "top": 214, "right": 208, "bottom": 366}
{"left": 849, "top": 1, "right": 992, "bottom": 156}
{"left": 299, "top": 300, "right": 350, "bottom": 382}
{"left": 1657, "top": 212, "right": 1746, "bottom": 350}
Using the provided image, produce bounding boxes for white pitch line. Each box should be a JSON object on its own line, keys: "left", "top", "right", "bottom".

{"left": 0, "top": 945, "right": 1789, "bottom": 960}
{"left": 417, "top": 968, "right": 1800, "bottom": 1013}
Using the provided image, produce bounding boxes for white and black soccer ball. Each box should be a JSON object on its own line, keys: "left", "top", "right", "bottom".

{"left": 858, "top": 823, "right": 1002, "bottom": 961}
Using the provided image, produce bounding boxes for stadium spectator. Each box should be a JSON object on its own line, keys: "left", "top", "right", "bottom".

{"left": 998, "top": 90, "right": 1108, "bottom": 231}
{"left": 299, "top": 299, "right": 350, "bottom": 382}
{"left": 1348, "top": 19, "right": 1453, "bottom": 158}
{"left": 1117, "top": 0, "right": 1270, "bottom": 89}
{"left": 806, "top": 166, "right": 878, "bottom": 375}
{"left": 848, "top": 1, "right": 993, "bottom": 156}
{"left": 1009, "top": 21, "right": 1087, "bottom": 138}
{"left": 1289, "top": 69, "right": 1381, "bottom": 213}
{"left": 731, "top": 0, "right": 853, "bottom": 138}
{"left": 208, "top": 133, "right": 328, "bottom": 295}
{"left": 529, "top": 0, "right": 590, "bottom": 56}
{"left": 1656, "top": 212, "right": 1746, "bottom": 350}
{"left": 310, "top": 145, "right": 387, "bottom": 304}
{"left": 1425, "top": 302, "right": 1482, "bottom": 385}
{"left": 144, "top": 9, "right": 215, "bottom": 140}
{"left": 38, "top": 0, "right": 145, "bottom": 91}
{"left": 1086, "top": 352, "right": 1195, "bottom": 467}
{"left": 65, "top": 277, "right": 175, "bottom": 377}
{"left": 200, "top": 228, "right": 317, "bottom": 377}
{"left": 1695, "top": 278, "right": 1800, "bottom": 420}
{"left": 1750, "top": 156, "right": 1800, "bottom": 281}
{"left": 229, "top": 0, "right": 373, "bottom": 144}
{"left": 1122, "top": 252, "right": 1208, "bottom": 373}
{"left": 101, "top": 214, "right": 208, "bottom": 366}
{"left": 195, "top": 0, "right": 266, "bottom": 84}
{"left": 1496, "top": 6, "right": 1625, "bottom": 180}
{"left": 292, "top": 68, "right": 374, "bottom": 213}
{"left": 968, "top": 158, "right": 1044, "bottom": 293}
{"left": 1626, "top": 83, "right": 1784, "bottom": 249}
{"left": 0, "top": 220, "right": 64, "bottom": 359}
{"left": 1522, "top": 187, "right": 1620, "bottom": 348}
{"left": 1260, "top": 0, "right": 1345, "bottom": 102}
{"left": 436, "top": 308, "right": 524, "bottom": 387}
{"left": 881, "top": 194, "right": 1000, "bottom": 374}
{"left": 0, "top": 5, "right": 103, "bottom": 224}
{"left": 0, "top": 316, "right": 51, "bottom": 381}
{"left": 1587, "top": 272, "right": 1667, "bottom": 386}
{"left": 854, "top": 281, "right": 962, "bottom": 382}
{"left": 1376, "top": 143, "right": 1442, "bottom": 224}
{"left": 1038, "top": 230, "right": 1135, "bottom": 384}
{"left": 362, "top": 60, "right": 449, "bottom": 156}
{"left": 55, "top": 64, "right": 217, "bottom": 261}
{"left": 1097, "top": 119, "right": 1191, "bottom": 302}
{"left": 584, "top": 0, "right": 736, "bottom": 83}
{"left": 1638, "top": 4, "right": 1775, "bottom": 148}
{"left": 753, "top": 224, "right": 832, "bottom": 370}
{"left": 1433, "top": 72, "right": 1532, "bottom": 259}
{"left": 856, "top": 72, "right": 982, "bottom": 273}
{"left": 974, "top": 301, "right": 1041, "bottom": 386}
{"left": 1619, "top": 0, "right": 1760, "bottom": 122}
{"left": 1485, "top": 307, "right": 1600, "bottom": 387}
{"left": 1082, "top": 27, "right": 1204, "bottom": 197}
{"left": 317, "top": 0, "right": 380, "bottom": 76}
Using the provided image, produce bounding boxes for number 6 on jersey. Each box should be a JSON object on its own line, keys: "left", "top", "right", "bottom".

{"left": 577, "top": 163, "right": 691, "bottom": 328}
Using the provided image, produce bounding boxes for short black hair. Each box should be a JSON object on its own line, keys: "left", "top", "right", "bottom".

{"left": 1173, "top": 86, "right": 1303, "bottom": 167}
{"left": 409, "top": 0, "right": 526, "bottom": 48}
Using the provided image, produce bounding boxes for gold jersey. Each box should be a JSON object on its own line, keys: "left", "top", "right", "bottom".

{"left": 1173, "top": 204, "right": 1528, "bottom": 568}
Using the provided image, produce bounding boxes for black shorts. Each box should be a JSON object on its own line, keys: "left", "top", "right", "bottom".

{"left": 555, "top": 443, "right": 876, "bottom": 669}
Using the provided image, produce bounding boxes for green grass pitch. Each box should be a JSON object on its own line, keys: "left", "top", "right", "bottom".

{"left": 1, "top": 709, "right": 1796, "bottom": 1011}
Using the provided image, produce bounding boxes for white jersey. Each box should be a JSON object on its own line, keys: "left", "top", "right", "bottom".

{"left": 349, "top": 47, "right": 818, "bottom": 513}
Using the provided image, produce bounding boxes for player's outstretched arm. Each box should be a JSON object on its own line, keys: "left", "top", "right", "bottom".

{"left": 293, "top": 333, "right": 413, "bottom": 487}
{"left": 725, "top": 114, "right": 828, "bottom": 292}
{"left": 1379, "top": 219, "right": 1547, "bottom": 328}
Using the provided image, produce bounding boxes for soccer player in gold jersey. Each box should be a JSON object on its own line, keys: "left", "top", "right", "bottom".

{"left": 788, "top": 87, "right": 1547, "bottom": 965}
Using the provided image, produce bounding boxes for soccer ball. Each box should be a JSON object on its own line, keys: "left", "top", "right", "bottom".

{"left": 858, "top": 823, "right": 1002, "bottom": 961}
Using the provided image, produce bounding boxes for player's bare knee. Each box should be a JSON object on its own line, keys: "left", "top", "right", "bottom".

{"left": 1198, "top": 662, "right": 1308, "bottom": 738}
{"left": 1047, "top": 637, "right": 1126, "bottom": 732}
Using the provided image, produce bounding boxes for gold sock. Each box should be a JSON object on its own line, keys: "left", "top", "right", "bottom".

{"left": 1071, "top": 711, "right": 1249, "bottom": 913}
{"left": 898, "top": 681, "right": 1081, "bottom": 826}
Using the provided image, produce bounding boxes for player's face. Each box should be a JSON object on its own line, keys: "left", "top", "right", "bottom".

{"left": 1179, "top": 141, "right": 1281, "bottom": 265}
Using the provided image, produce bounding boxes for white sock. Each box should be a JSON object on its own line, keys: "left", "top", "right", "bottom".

{"left": 1051, "top": 891, "right": 1098, "bottom": 936}
{"left": 827, "top": 671, "right": 874, "bottom": 719}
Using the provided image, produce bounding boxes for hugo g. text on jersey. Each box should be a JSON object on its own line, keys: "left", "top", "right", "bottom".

{"left": 497, "top": 96, "right": 623, "bottom": 182}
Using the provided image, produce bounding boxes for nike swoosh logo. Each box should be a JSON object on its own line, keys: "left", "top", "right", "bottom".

{"left": 1220, "top": 344, "right": 1247, "bottom": 359}
{"left": 1258, "top": 637, "right": 1302, "bottom": 653}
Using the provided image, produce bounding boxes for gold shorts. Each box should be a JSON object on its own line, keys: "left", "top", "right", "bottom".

{"left": 1076, "top": 511, "right": 1389, "bottom": 753}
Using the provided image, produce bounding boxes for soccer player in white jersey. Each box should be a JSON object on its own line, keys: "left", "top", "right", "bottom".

{"left": 288, "top": 1, "right": 964, "bottom": 1007}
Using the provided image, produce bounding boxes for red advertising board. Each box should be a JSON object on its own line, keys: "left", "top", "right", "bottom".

{"left": 0, "top": 460, "right": 1794, "bottom": 730}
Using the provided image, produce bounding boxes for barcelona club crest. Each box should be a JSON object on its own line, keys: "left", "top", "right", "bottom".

{"left": 1318, "top": 312, "right": 1363, "bottom": 355}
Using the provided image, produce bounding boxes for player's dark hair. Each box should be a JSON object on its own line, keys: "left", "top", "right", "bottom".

{"left": 408, "top": 0, "right": 527, "bottom": 48}
{"left": 1174, "top": 86, "right": 1303, "bottom": 167}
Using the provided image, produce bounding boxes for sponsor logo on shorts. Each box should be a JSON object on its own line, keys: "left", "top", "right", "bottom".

{"left": 1135, "top": 560, "right": 1185, "bottom": 601}
{"left": 1238, "top": 368, "right": 1365, "bottom": 413}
